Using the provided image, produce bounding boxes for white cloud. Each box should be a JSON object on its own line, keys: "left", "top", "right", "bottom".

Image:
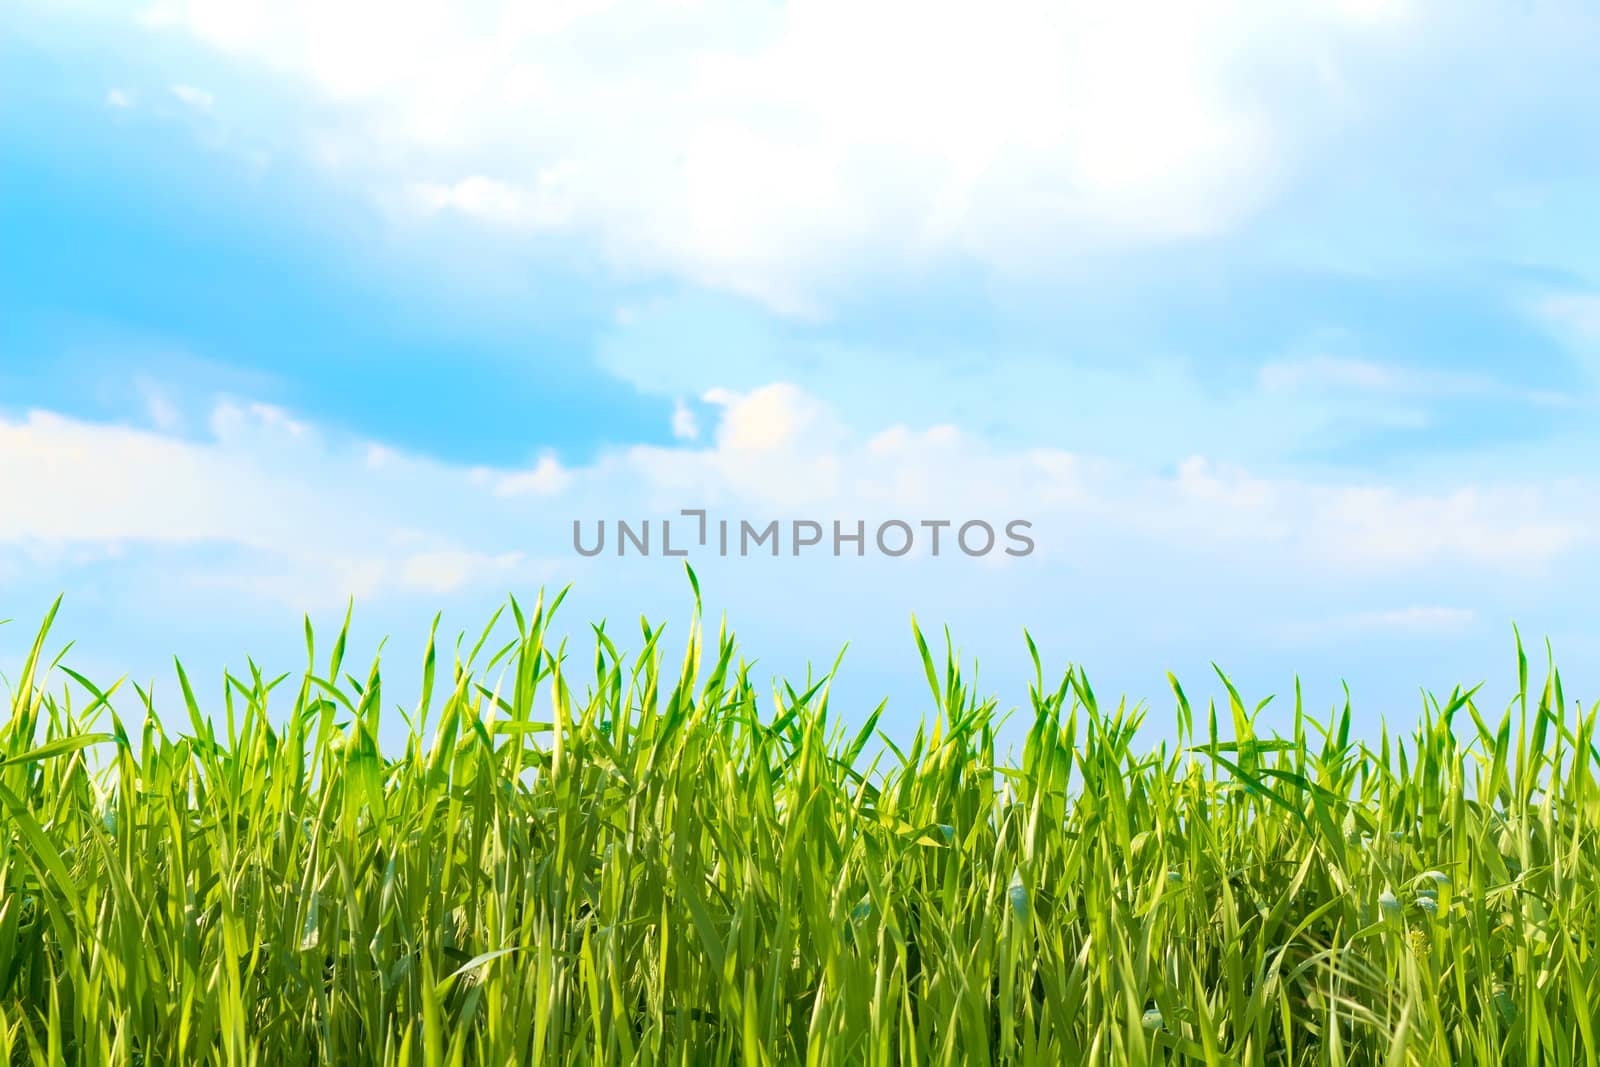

{"left": 411, "top": 168, "right": 577, "bottom": 230}
{"left": 487, "top": 454, "right": 571, "bottom": 496}
{"left": 670, "top": 399, "right": 698, "bottom": 441}
{"left": 1260, "top": 356, "right": 1398, "bottom": 392}
{"left": 1, "top": 382, "right": 1592, "bottom": 618}
{"left": 132, "top": 0, "right": 1417, "bottom": 312}
{"left": 1323, "top": 0, "right": 1412, "bottom": 25}
{"left": 135, "top": 379, "right": 184, "bottom": 431}
{"left": 0, "top": 404, "right": 559, "bottom": 609}
{"left": 701, "top": 383, "right": 825, "bottom": 452}
{"left": 1164, "top": 456, "right": 1582, "bottom": 570}
{"left": 170, "top": 83, "right": 215, "bottom": 110}
{"left": 1276, "top": 604, "right": 1478, "bottom": 644}
{"left": 400, "top": 549, "right": 526, "bottom": 594}
{"left": 105, "top": 88, "right": 135, "bottom": 109}
{"left": 604, "top": 385, "right": 1593, "bottom": 573}
{"left": 1260, "top": 354, "right": 1577, "bottom": 408}
{"left": 1349, "top": 606, "right": 1477, "bottom": 631}
{"left": 1535, "top": 292, "right": 1600, "bottom": 345}
{"left": 209, "top": 399, "right": 306, "bottom": 440}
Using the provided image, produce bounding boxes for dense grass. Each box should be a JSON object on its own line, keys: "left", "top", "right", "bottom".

{"left": 1, "top": 584, "right": 1597, "bottom": 1066}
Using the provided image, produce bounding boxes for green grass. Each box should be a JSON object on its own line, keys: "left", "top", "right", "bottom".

{"left": 1, "top": 582, "right": 1597, "bottom": 1065}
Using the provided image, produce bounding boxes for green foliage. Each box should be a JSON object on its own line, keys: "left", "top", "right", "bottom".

{"left": 1, "top": 588, "right": 1596, "bottom": 1065}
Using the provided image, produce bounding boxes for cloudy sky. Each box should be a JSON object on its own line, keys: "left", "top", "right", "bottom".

{"left": 4, "top": 0, "right": 1600, "bottom": 749}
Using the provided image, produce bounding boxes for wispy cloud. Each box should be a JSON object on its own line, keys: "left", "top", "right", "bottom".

{"left": 410, "top": 170, "right": 577, "bottom": 231}
{"left": 170, "top": 83, "right": 214, "bottom": 111}
{"left": 1348, "top": 606, "right": 1478, "bottom": 632}
{"left": 134, "top": 378, "right": 184, "bottom": 432}
{"left": 484, "top": 455, "right": 571, "bottom": 497}
{"left": 1534, "top": 292, "right": 1600, "bottom": 344}
{"left": 1260, "top": 355, "right": 1576, "bottom": 408}
{"left": 1275, "top": 605, "right": 1480, "bottom": 644}
{"left": 670, "top": 400, "right": 699, "bottom": 441}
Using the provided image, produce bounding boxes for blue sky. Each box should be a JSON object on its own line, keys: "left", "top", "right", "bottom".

{"left": 4, "top": 0, "right": 1600, "bottom": 752}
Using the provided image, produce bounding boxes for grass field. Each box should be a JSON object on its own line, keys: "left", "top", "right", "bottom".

{"left": 1, "top": 581, "right": 1596, "bottom": 1065}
